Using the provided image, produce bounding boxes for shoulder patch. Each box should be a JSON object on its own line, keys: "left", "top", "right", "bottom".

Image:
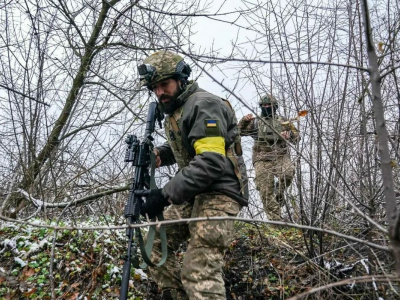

{"left": 204, "top": 119, "right": 220, "bottom": 136}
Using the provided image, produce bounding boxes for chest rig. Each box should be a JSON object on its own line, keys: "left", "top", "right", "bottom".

{"left": 256, "top": 117, "right": 284, "bottom": 148}
{"left": 164, "top": 106, "right": 192, "bottom": 170}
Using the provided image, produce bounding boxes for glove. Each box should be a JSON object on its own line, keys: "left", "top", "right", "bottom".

{"left": 135, "top": 189, "right": 170, "bottom": 219}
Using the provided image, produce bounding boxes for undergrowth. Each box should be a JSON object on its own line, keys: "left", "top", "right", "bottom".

{"left": 0, "top": 218, "right": 398, "bottom": 299}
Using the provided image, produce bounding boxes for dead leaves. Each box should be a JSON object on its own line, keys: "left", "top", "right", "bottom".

{"left": 22, "top": 287, "right": 37, "bottom": 297}
{"left": 281, "top": 110, "right": 309, "bottom": 125}
{"left": 21, "top": 266, "right": 35, "bottom": 280}
{"left": 298, "top": 110, "right": 308, "bottom": 117}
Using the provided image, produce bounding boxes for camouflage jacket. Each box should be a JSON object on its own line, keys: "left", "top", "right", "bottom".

{"left": 155, "top": 82, "right": 247, "bottom": 206}
{"left": 238, "top": 114, "right": 299, "bottom": 163}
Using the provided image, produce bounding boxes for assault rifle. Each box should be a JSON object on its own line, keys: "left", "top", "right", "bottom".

{"left": 120, "top": 102, "right": 167, "bottom": 300}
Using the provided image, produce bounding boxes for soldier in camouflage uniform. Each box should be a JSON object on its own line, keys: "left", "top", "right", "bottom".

{"left": 238, "top": 94, "right": 299, "bottom": 220}
{"left": 136, "top": 51, "right": 247, "bottom": 299}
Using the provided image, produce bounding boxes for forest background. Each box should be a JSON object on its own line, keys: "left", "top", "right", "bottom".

{"left": 0, "top": 0, "right": 399, "bottom": 299}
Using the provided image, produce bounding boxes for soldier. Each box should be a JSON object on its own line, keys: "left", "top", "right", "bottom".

{"left": 238, "top": 94, "right": 299, "bottom": 221}
{"left": 136, "top": 51, "right": 247, "bottom": 299}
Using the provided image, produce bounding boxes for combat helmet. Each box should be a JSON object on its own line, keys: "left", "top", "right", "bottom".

{"left": 259, "top": 94, "right": 278, "bottom": 109}
{"left": 138, "top": 51, "right": 191, "bottom": 89}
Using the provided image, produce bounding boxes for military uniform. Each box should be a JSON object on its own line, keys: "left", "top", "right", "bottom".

{"left": 150, "top": 82, "right": 246, "bottom": 299}
{"left": 239, "top": 113, "right": 299, "bottom": 220}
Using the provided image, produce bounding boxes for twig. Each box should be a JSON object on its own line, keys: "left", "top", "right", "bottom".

{"left": 0, "top": 215, "right": 390, "bottom": 252}
{"left": 287, "top": 275, "right": 400, "bottom": 300}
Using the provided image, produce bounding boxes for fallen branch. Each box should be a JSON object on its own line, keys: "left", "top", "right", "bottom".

{"left": 287, "top": 275, "right": 400, "bottom": 300}
{"left": 0, "top": 215, "right": 390, "bottom": 252}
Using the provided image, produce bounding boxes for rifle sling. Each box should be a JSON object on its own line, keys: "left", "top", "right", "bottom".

{"left": 133, "top": 142, "right": 167, "bottom": 269}
{"left": 131, "top": 213, "right": 167, "bottom": 269}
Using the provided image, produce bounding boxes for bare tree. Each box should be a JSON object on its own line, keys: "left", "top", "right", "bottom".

{"left": 0, "top": 0, "right": 399, "bottom": 298}
{"left": 0, "top": 0, "right": 204, "bottom": 218}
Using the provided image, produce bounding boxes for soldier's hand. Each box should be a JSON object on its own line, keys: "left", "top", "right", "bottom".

{"left": 135, "top": 189, "right": 171, "bottom": 219}
{"left": 243, "top": 114, "right": 254, "bottom": 121}
{"left": 153, "top": 149, "right": 161, "bottom": 168}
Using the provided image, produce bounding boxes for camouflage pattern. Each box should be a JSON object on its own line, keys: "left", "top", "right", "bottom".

{"left": 146, "top": 201, "right": 192, "bottom": 299}
{"left": 148, "top": 194, "right": 241, "bottom": 299}
{"left": 259, "top": 93, "right": 278, "bottom": 107}
{"left": 254, "top": 155, "right": 295, "bottom": 220}
{"left": 147, "top": 82, "right": 243, "bottom": 298}
{"left": 164, "top": 107, "right": 193, "bottom": 170}
{"left": 238, "top": 116, "right": 299, "bottom": 163}
{"left": 258, "top": 117, "right": 284, "bottom": 143}
{"left": 238, "top": 109, "right": 299, "bottom": 220}
{"left": 164, "top": 92, "right": 246, "bottom": 198}
{"left": 142, "top": 51, "right": 185, "bottom": 87}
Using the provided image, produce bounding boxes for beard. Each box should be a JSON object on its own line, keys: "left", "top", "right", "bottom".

{"left": 159, "top": 88, "right": 183, "bottom": 115}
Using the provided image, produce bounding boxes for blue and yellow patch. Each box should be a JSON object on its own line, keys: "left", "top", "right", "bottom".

{"left": 206, "top": 119, "right": 217, "bottom": 127}
{"left": 204, "top": 119, "right": 220, "bottom": 136}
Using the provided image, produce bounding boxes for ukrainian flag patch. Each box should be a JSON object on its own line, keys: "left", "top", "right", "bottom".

{"left": 206, "top": 119, "right": 217, "bottom": 127}
{"left": 204, "top": 119, "right": 220, "bottom": 136}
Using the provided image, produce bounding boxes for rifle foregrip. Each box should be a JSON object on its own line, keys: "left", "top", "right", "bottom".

{"left": 124, "top": 192, "right": 142, "bottom": 218}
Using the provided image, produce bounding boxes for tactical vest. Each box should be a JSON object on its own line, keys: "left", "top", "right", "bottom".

{"left": 164, "top": 106, "right": 192, "bottom": 170}
{"left": 164, "top": 99, "right": 245, "bottom": 197}
{"left": 256, "top": 117, "right": 284, "bottom": 147}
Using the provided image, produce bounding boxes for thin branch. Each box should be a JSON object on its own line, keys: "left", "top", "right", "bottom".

{"left": 0, "top": 83, "right": 49, "bottom": 106}
{"left": 16, "top": 186, "right": 129, "bottom": 209}
{"left": 0, "top": 215, "right": 390, "bottom": 252}
{"left": 184, "top": 53, "right": 369, "bottom": 72}
{"left": 287, "top": 275, "right": 400, "bottom": 300}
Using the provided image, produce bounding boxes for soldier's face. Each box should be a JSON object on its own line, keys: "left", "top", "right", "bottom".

{"left": 261, "top": 104, "right": 274, "bottom": 117}
{"left": 152, "top": 78, "right": 182, "bottom": 114}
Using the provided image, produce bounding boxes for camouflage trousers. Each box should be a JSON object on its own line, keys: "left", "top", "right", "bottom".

{"left": 147, "top": 193, "right": 241, "bottom": 299}
{"left": 254, "top": 154, "right": 295, "bottom": 220}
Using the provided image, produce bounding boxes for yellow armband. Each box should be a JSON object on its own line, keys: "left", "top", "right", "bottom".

{"left": 194, "top": 137, "right": 225, "bottom": 156}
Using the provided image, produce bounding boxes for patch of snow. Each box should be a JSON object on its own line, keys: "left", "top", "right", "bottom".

{"left": 14, "top": 257, "right": 27, "bottom": 267}
{"left": 0, "top": 238, "right": 19, "bottom": 254}
{"left": 372, "top": 280, "right": 378, "bottom": 291}
{"left": 324, "top": 261, "right": 331, "bottom": 270}
{"left": 324, "top": 259, "right": 341, "bottom": 270}
{"left": 349, "top": 280, "right": 355, "bottom": 289}
{"left": 339, "top": 266, "right": 353, "bottom": 273}
{"left": 30, "top": 219, "right": 44, "bottom": 225}
{"left": 360, "top": 259, "right": 369, "bottom": 273}
{"left": 23, "top": 239, "right": 48, "bottom": 258}
{"left": 3, "top": 222, "right": 19, "bottom": 230}
{"left": 135, "top": 268, "right": 148, "bottom": 280}
{"left": 109, "top": 266, "right": 120, "bottom": 275}
{"left": 17, "top": 189, "right": 44, "bottom": 208}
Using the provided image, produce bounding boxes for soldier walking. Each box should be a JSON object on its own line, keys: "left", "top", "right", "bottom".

{"left": 136, "top": 51, "right": 247, "bottom": 299}
{"left": 238, "top": 94, "right": 299, "bottom": 220}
